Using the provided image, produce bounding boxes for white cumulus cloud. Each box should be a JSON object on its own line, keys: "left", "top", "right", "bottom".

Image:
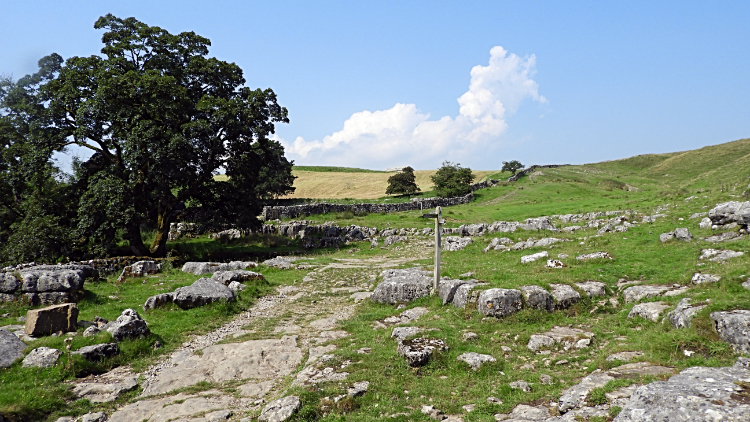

{"left": 277, "top": 46, "right": 546, "bottom": 169}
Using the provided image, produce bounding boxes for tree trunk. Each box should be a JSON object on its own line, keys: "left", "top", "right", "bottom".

{"left": 126, "top": 222, "right": 150, "bottom": 256}
{"left": 150, "top": 208, "right": 171, "bottom": 257}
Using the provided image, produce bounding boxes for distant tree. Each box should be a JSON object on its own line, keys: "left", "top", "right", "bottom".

{"left": 502, "top": 160, "right": 524, "bottom": 175}
{"left": 431, "top": 161, "right": 475, "bottom": 198}
{"left": 385, "top": 166, "right": 420, "bottom": 196}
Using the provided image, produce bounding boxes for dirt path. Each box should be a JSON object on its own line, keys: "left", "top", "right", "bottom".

{"left": 93, "top": 247, "right": 430, "bottom": 422}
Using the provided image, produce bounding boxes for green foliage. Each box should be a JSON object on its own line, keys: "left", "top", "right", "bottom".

{"left": 385, "top": 166, "right": 420, "bottom": 196}
{"left": 0, "top": 14, "right": 296, "bottom": 263}
{"left": 430, "top": 161, "right": 475, "bottom": 197}
{"left": 502, "top": 160, "right": 524, "bottom": 175}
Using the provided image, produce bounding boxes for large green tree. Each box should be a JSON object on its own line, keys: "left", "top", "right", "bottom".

{"left": 2, "top": 14, "right": 295, "bottom": 258}
{"left": 385, "top": 166, "right": 420, "bottom": 196}
{"left": 430, "top": 161, "right": 475, "bottom": 198}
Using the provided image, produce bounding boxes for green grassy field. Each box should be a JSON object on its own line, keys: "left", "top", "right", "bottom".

{"left": 1, "top": 138, "right": 749, "bottom": 421}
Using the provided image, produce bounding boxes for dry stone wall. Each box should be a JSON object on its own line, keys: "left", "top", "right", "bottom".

{"left": 507, "top": 164, "right": 569, "bottom": 182}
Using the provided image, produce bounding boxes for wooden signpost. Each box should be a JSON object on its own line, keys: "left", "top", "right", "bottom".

{"left": 421, "top": 206, "right": 444, "bottom": 292}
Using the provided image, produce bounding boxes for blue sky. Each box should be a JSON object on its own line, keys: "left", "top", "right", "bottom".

{"left": 2, "top": 1, "right": 749, "bottom": 170}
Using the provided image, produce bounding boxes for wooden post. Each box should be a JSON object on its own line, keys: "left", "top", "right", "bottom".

{"left": 434, "top": 206, "right": 442, "bottom": 292}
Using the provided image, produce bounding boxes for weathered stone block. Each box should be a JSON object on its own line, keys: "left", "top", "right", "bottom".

{"left": 477, "top": 288, "right": 523, "bottom": 318}
{"left": 24, "top": 303, "right": 78, "bottom": 336}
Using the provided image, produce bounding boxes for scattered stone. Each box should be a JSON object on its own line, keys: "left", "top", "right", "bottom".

{"left": 512, "top": 237, "right": 565, "bottom": 250}
{"left": 391, "top": 326, "right": 423, "bottom": 341}
{"left": 660, "top": 232, "right": 675, "bottom": 242}
{"left": 691, "top": 272, "right": 721, "bottom": 285}
{"left": 606, "top": 351, "right": 644, "bottom": 362}
{"left": 25, "top": 303, "right": 78, "bottom": 337}
{"left": 400, "top": 306, "right": 429, "bottom": 322}
{"left": 73, "top": 367, "right": 138, "bottom": 403}
{"left": 520, "top": 251, "right": 548, "bottom": 263}
{"left": 575, "top": 281, "right": 607, "bottom": 297}
{"left": 477, "top": 288, "right": 523, "bottom": 317}
{"left": 539, "top": 374, "right": 553, "bottom": 385}
{"left": 495, "top": 404, "right": 550, "bottom": 421}
{"left": 705, "top": 231, "right": 740, "bottom": 242}
{"left": 558, "top": 370, "right": 615, "bottom": 413}
{"left": 22, "top": 347, "right": 62, "bottom": 368}
{"left": 527, "top": 326, "right": 595, "bottom": 352}
{"left": 350, "top": 291, "right": 372, "bottom": 302}
{"left": 509, "top": 380, "right": 531, "bottom": 392}
{"left": 614, "top": 357, "right": 750, "bottom": 421}
{"left": 0, "top": 330, "right": 27, "bottom": 368}
{"left": 444, "top": 236, "right": 473, "bottom": 251}
{"left": 486, "top": 396, "right": 503, "bottom": 404}
{"left": 462, "top": 332, "right": 478, "bottom": 341}
{"left": 105, "top": 309, "right": 150, "bottom": 342}
{"left": 127, "top": 260, "right": 161, "bottom": 278}
{"left": 674, "top": 228, "right": 693, "bottom": 241}
{"left": 370, "top": 268, "right": 432, "bottom": 304}
{"left": 347, "top": 381, "right": 370, "bottom": 397}
{"left": 699, "top": 248, "right": 744, "bottom": 262}
{"left": 80, "top": 412, "right": 107, "bottom": 422}
{"left": 576, "top": 252, "right": 613, "bottom": 261}
{"left": 527, "top": 334, "right": 555, "bottom": 352}
{"left": 397, "top": 338, "right": 448, "bottom": 367}
{"left": 462, "top": 404, "right": 476, "bottom": 413}
{"left": 383, "top": 235, "right": 407, "bottom": 247}
{"left": 172, "top": 278, "right": 236, "bottom": 309}
{"left": 457, "top": 352, "right": 496, "bottom": 370}
{"left": 667, "top": 298, "right": 707, "bottom": 329}
{"left": 356, "top": 347, "right": 372, "bottom": 354}
{"left": 710, "top": 310, "right": 750, "bottom": 354}
{"left": 227, "top": 281, "right": 244, "bottom": 292}
{"left": 519, "top": 285, "right": 553, "bottom": 312}
{"left": 545, "top": 259, "right": 565, "bottom": 268}
{"left": 699, "top": 217, "right": 713, "bottom": 229}
{"left": 211, "top": 270, "right": 265, "bottom": 285}
{"left": 258, "top": 396, "right": 301, "bottom": 422}
{"left": 293, "top": 365, "right": 348, "bottom": 385}
{"left": 421, "top": 405, "right": 445, "bottom": 420}
{"left": 549, "top": 284, "right": 581, "bottom": 309}
{"left": 628, "top": 302, "right": 670, "bottom": 322}
{"left": 74, "top": 343, "right": 120, "bottom": 361}
{"left": 743, "top": 279, "right": 750, "bottom": 290}
{"left": 622, "top": 284, "right": 673, "bottom": 303}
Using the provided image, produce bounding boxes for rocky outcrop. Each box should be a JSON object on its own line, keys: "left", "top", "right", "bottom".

{"left": 181, "top": 261, "right": 256, "bottom": 275}
{"left": 667, "top": 298, "right": 706, "bottom": 328}
{"left": 258, "top": 396, "right": 301, "bottom": 422}
{"left": 10, "top": 265, "right": 96, "bottom": 305}
{"left": 211, "top": 270, "right": 265, "bottom": 285}
{"left": 549, "top": 284, "right": 580, "bottom": 309}
{"left": 558, "top": 371, "right": 615, "bottom": 413}
{"left": 710, "top": 310, "right": 750, "bottom": 354}
{"left": 25, "top": 303, "right": 79, "bottom": 336}
{"left": 506, "top": 164, "right": 569, "bottom": 182}
{"left": 172, "top": 278, "right": 236, "bottom": 309}
{"left": 143, "top": 293, "right": 174, "bottom": 311}
{"left": 370, "top": 268, "right": 432, "bottom": 304}
{"left": 520, "top": 285, "right": 554, "bottom": 312}
{"left": 444, "top": 236, "right": 473, "bottom": 251}
{"left": 477, "top": 288, "right": 523, "bottom": 317}
{"left": 708, "top": 201, "right": 750, "bottom": 228}
{"left": 613, "top": 357, "right": 750, "bottom": 421}
{"left": 699, "top": 248, "right": 744, "bottom": 262}
{"left": 628, "top": 302, "right": 670, "bottom": 322}
{"left": 575, "top": 281, "right": 606, "bottom": 297}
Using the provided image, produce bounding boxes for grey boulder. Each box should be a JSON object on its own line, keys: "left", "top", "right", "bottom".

{"left": 0, "top": 329, "right": 26, "bottom": 368}
{"left": 258, "top": 396, "right": 301, "bottom": 422}
{"left": 22, "top": 347, "right": 62, "bottom": 368}
{"left": 451, "top": 282, "right": 488, "bottom": 309}
{"left": 0, "top": 272, "right": 19, "bottom": 293}
{"left": 708, "top": 200, "right": 750, "bottom": 226}
{"left": 550, "top": 284, "right": 581, "bottom": 309}
{"left": 628, "top": 302, "right": 670, "bottom": 322}
{"left": 370, "top": 268, "right": 432, "bottom": 304}
{"left": 456, "top": 352, "right": 496, "bottom": 370}
{"left": 143, "top": 293, "right": 174, "bottom": 310}
{"left": 438, "top": 279, "right": 470, "bottom": 305}
{"left": 19, "top": 269, "right": 84, "bottom": 293}
{"left": 444, "top": 236, "right": 473, "bottom": 251}
{"left": 106, "top": 309, "right": 150, "bottom": 341}
{"left": 211, "top": 270, "right": 264, "bottom": 285}
{"left": 74, "top": 343, "right": 120, "bottom": 361}
{"left": 667, "top": 298, "right": 706, "bottom": 329}
{"left": 172, "top": 278, "right": 236, "bottom": 309}
{"left": 674, "top": 227, "right": 693, "bottom": 241}
{"left": 397, "top": 337, "right": 448, "bottom": 367}
{"left": 477, "top": 288, "right": 522, "bottom": 317}
{"left": 710, "top": 310, "right": 750, "bottom": 354}
{"left": 182, "top": 261, "right": 256, "bottom": 275}
{"left": 613, "top": 358, "right": 750, "bottom": 421}
{"left": 559, "top": 371, "right": 615, "bottom": 413}
{"left": 575, "top": 281, "right": 607, "bottom": 297}
{"left": 692, "top": 273, "right": 721, "bottom": 285}
{"left": 520, "top": 285, "right": 553, "bottom": 312}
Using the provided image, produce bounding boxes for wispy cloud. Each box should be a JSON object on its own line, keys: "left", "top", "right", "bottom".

{"left": 277, "top": 46, "right": 545, "bottom": 169}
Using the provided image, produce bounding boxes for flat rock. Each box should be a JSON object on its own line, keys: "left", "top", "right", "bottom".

{"left": 691, "top": 273, "right": 721, "bottom": 285}
{"left": 238, "top": 380, "right": 275, "bottom": 398}
{"left": 210, "top": 270, "right": 264, "bottom": 285}
{"left": 106, "top": 309, "right": 150, "bottom": 341}
{"left": 520, "top": 285, "right": 553, "bottom": 312}
{"left": 622, "top": 284, "right": 673, "bottom": 303}
{"left": 494, "top": 404, "right": 551, "bottom": 421}
{"left": 705, "top": 231, "right": 740, "bottom": 242}
{"left": 80, "top": 412, "right": 106, "bottom": 422}
{"left": 477, "top": 288, "right": 523, "bottom": 317}
{"left": 181, "top": 261, "right": 256, "bottom": 275}
{"left": 549, "top": 284, "right": 580, "bottom": 309}
{"left": 613, "top": 358, "right": 750, "bottom": 421}
{"left": 710, "top": 310, "right": 750, "bottom": 354}
{"left": 520, "top": 251, "right": 548, "bottom": 263}
{"left": 293, "top": 365, "right": 348, "bottom": 385}
{"left": 628, "top": 302, "right": 670, "bottom": 322}
{"left": 576, "top": 252, "right": 613, "bottom": 261}
{"left": 141, "top": 335, "right": 302, "bottom": 396}
{"left": 74, "top": 343, "right": 120, "bottom": 361}
{"left": 259, "top": 396, "right": 301, "bottom": 422}
{"left": 22, "top": 347, "right": 62, "bottom": 368}
{"left": 608, "top": 361, "right": 674, "bottom": 376}
{"left": 0, "top": 329, "right": 27, "bottom": 367}
{"left": 400, "top": 307, "right": 429, "bottom": 322}
{"left": 397, "top": 338, "right": 448, "bottom": 367}
{"left": 606, "top": 351, "right": 644, "bottom": 362}
{"left": 527, "top": 326, "right": 594, "bottom": 352}
{"left": 574, "top": 281, "right": 607, "bottom": 297}
{"left": 370, "top": 268, "right": 432, "bottom": 304}
{"left": 172, "top": 278, "right": 236, "bottom": 309}
{"left": 348, "top": 381, "right": 370, "bottom": 397}
{"left": 667, "top": 298, "right": 707, "bottom": 328}
{"left": 350, "top": 291, "right": 371, "bottom": 302}
{"left": 558, "top": 371, "right": 615, "bottom": 413}
{"left": 456, "top": 352, "right": 496, "bottom": 370}
{"left": 699, "top": 248, "right": 744, "bottom": 262}
{"left": 73, "top": 367, "right": 139, "bottom": 403}
{"left": 108, "top": 392, "right": 236, "bottom": 422}
{"left": 509, "top": 380, "right": 531, "bottom": 392}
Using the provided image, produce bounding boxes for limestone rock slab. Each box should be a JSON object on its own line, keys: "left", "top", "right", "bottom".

{"left": 259, "top": 396, "right": 301, "bottom": 422}
{"left": 173, "top": 278, "right": 236, "bottom": 309}
{"left": 549, "top": 284, "right": 580, "bottom": 309}
{"left": 106, "top": 309, "right": 150, "bottom": 341}
{"left": 628, "top": 302, "right": 670, "bottom": 322}
{"left": 575, "top": 281, "right": 607, "bottom": 297}
{"left": 397, "top": 338, "right": 448, "bottom": 367}
{"left": 520, "top": 285, "right": 553, "bottom": 312}
{"left": 141, "top": 335, "right": 302, "bottom": 396}
{"left": 25, "top": 303, "right": 78, "bottom": 336}
{"left": 108, "top": 392, "right": 236, "bottom": 422}
{"left": 558, "top": 371, "right": 615, "bottom": 413}
{"left": 451, "top": 282, "right": 488, "bottom": 309}
{"left": 622, "top": 285, "right": 672, "bottom": 303}
{"left": 520, "top": 251, "right": 548, "bottom": 263}
{"left": 710, "top": 310, "right": 750, "bottom": 354}
{"left": 667, "top": 298, "right": 706, "bottom": 329}
{"left": 370, "top": 268, "right": 432, "bottom": 304}
{"left": 477, "top": 288, "right": 523, "bottom": 317}
{"left": 0, "top": 329, "right": 26, "bottom": 368}
{"left": 22, "top": 347, "right": 61, "bottom": 368}
{"left": 457, "top": 352, "right": 496, "bottom": 370}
